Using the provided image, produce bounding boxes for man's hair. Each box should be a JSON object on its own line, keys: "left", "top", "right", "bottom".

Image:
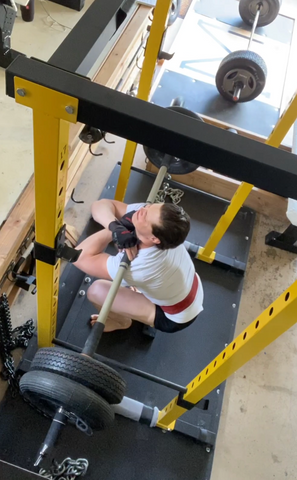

{"left": 152, "top": 203, "right": 190, "bottom": 250}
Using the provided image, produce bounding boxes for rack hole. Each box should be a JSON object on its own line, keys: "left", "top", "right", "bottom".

{"left": 285, "top": 292, "right": 290, "bottom": 301}
{"left": 206, "top": 369, "right": 208, "bottom": 375}
{"left": 198, "top": 376, "right": 201, "bottom": 382}
{"left": 60, "top": 161, "right": 65, "bottom": 170}
{"left": 214, "top": 361, "right": 217, "bottom": 367}
{"left": 223, "top": 352, "right": 226, "bottom": 359}
{"left": 255, "top": 320, "right": 260, "bottom": 329}
{"left": 269, "top": 307, "right": 273, "bottom": 316}
{"left": 59, "top": 187, "right": 63, "bottom": 196}
{"left": 55, "top": 263, "right": 59, "bottom": 270}
{"left": 232, "top": 342, "right": 236, "bottom": 350}
{"left": 54, "top": 290, "right": 57, "bottom": 296}
{"left": 243, "top": 332, "right": 247, "bottom": 340}
{"left": 192, "top": 382, "right": 194, "bottom": 388}
{"left": 57, "top": 210, "right": 62, "bottom": 218}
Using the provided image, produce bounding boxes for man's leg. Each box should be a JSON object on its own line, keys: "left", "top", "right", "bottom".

{"left": 87, "top": 279, "right": 156, "bottom": 332}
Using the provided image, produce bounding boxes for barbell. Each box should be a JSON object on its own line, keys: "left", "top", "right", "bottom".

{"left": 215, "top": 0, "right": 281, "bottom": 103}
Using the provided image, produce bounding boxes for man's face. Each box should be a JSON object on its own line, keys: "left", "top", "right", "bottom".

{"left": 132, "top": 203, "right": 163, "bottom": 245}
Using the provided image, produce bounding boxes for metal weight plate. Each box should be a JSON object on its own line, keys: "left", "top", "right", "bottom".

{"left": 143, "top": 106, "right": 203, "bottom": 175}
{"left": 215, "top": 50, "right": 267, "bottom": 103}
{"left": 239, "top": 0, "right": 282, "bottom": 27}
{"left": 168, "top": 0, "right": 182, "bottom": 26}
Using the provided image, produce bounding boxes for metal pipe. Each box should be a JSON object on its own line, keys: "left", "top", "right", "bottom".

{"left": 53, "top": 338, "right": 188, "bottom": 394}
{"left": 34, "top": 407, "right": 67, "bottom": 467}
{"left": 247, "top": 3, "right": 262, "bottom": 50}
{"left": 147, "top": 165, "right": 168, "bottom": 203}
{"left": 233, "top": 84, "right": 242, "bottom": 102}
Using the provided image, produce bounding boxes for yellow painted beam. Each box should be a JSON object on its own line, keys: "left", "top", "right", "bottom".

{"left": 14, "top": 78, "right": 78, "bottom": 347}
{"left": 157, "top": 281, "right": 297, "bottom": 428}
{"left": 199, "top": 89, "right": 297, "bottom": 263}
{"left": 115, "top": 0, "right": 172, "bottom": 201}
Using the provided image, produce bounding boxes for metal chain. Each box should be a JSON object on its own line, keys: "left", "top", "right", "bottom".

{"left": 155, "top": 182, "right": 184, "bottom": 205}
{"left": 0, "top": 293, "right": 35, "bottom": 396}
{"left": 39, "top": 457, "right": 89, "bottom": 480}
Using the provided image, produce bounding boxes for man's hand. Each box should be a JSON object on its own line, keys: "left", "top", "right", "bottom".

{"left": 109, "top": 220, "right": 138, "bottom": 250}
{"left": 119, "top": 210, "right": 136, "bottom": 230}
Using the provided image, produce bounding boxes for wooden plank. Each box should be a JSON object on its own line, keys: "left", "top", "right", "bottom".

{"left": 146, "top": 162, "right": 287, "bottom": 222}
{"left": 0, "top": 179, "right": 35, "bottom": 282}
{"left": 94, "top": 6, "right": 150, "bottom": 90}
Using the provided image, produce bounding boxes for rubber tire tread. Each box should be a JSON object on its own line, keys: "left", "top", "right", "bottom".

{"left": 19, "top": 371, "right": 114, "bottom": 430}
{"left": 30, "top": 347, "right": 126, "bottom": 404}
{"left": 215, "top": 50, "right": 267, "bottom": 103}
{"left": 239, "top": 0, "right": 281, "bottom": 27}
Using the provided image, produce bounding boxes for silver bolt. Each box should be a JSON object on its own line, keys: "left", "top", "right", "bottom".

{"left": 158, "top": 85, "right": 162, "bottom": 88}
{"left": 217, "top": 389, "right": 220, "bottom": 394}
{"left": 206, "top": 447, "right": 211, "bottom": 453}
{"left": 79, "top": 290, "right": 85, "bottom": 296}
{"left": 65, "top": 105, "right": 75, "bottom": 114}
{"left": 225, "top": 343, "right": 228, "bottom": 347}
{"left": 62, "top": 282, "right": 66, "bottom": 287}
{"left": 232, "top": 303, "right": 236, "bottom": 308}
{"left": 107, "top": 185, "right": 110, "bottom": 189}
{"left": 245, "top": 236, "right": 249, "bottom": 240}
{"left": 17, "top": 88, "right": 26, "bottom": 97}
{"left": 84, "top": 277, "right": 91, "bottom": 283}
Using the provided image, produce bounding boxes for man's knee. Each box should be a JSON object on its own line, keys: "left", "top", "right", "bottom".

{"left": 91, "top": 200, "right": 101, "bottom": 221}
{"left": 87, "top": 279, "right": 110, "bottom": 305}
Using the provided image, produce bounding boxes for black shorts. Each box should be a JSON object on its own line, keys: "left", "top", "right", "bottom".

{"left": 154, "top": 305, "right": 197, "bottom": 333}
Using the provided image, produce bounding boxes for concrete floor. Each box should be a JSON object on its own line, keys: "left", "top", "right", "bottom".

{"left": 1, "top": 1, "right": 297, "bottom": 479}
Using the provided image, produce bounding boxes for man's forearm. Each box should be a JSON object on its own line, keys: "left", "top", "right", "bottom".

{"left": 75, "top": 229, "right": 112, "bottom": 258}
{"left": 91, "top": 199, "right": 117, "bottom": 229}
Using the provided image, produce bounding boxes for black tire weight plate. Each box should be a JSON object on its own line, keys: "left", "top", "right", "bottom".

{"left": 215, "top": 50, "right": 267, "bottom": 103}
{"left": 143, "top": 106, "right": 203, "bottom": 174}
{"left": 239, "top": 0, "right": 282, "bottom": 27}
{"left": 30, "top": 347, "right": 126, "bottom": 404}
{"left": 19, "top": 371, "right": 115, "bottom": 430}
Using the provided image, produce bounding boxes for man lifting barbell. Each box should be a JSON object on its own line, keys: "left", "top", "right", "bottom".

{"left": 74, "top": 198, "right": 204, "bottom": 333}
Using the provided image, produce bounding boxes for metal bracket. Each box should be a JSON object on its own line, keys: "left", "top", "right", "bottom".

{"left": 34, "top": 224, "right": 82, "bottom": 266}
{"left": 177, "top": 392, "right": 209, "bottom": 411}
{"left": 174, "top": 418, "right": 216, "bottom": 446}
{"left": 265, "top": 224, "right": 297, "bottom": 254}
{"left": 0, "top": 4, "right": 22, "bottom": 69}
{"left": 15, "top": 273, "right": 36, "bottom": 294}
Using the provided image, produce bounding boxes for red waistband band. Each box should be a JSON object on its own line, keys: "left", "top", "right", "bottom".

{"left": 161, "top": 274, "right": 198, "bottom": 315}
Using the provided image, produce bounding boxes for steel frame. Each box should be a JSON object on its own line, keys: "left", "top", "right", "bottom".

{"left": 5, "top": 0, "right": 297, "bottom": 438}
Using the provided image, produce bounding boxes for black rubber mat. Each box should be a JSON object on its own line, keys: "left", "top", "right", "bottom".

{"left": 0, "top": 165, "right": 255, "bottom": 480}
{"left": 194, "top": 0, "right": 294, "bottom": 44}
{"left": 151, "top": 69, "right": 279, "bottom": 137}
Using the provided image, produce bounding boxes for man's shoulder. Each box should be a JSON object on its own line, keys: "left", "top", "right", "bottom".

{"left": 126, "top": 202, "right": 147, "bottom": 213}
